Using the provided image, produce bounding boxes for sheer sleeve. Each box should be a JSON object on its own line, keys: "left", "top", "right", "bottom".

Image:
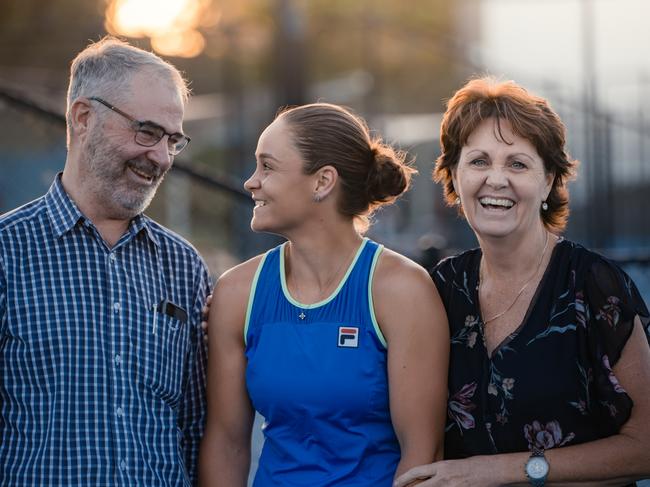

{"left": 582, "top": 257, "right": 650, "bottom": 433}
{"left": 430, "top": 256, "right": 453, "bottom": 302}
{"left": 430, "top": 250, "right": 480, "bottom": 311}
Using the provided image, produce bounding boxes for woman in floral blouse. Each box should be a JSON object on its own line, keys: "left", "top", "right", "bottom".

{"left": 395, "top": 77, "right": 650, "bottom": 486}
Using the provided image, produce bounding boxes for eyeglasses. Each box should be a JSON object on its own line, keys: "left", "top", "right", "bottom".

{"left": 89, "top": 96, "right": 190, "bottom": 155}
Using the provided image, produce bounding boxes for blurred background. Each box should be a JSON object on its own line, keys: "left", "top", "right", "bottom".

{"left": 1, "top": 0, "right": 649, "bottom": 482}
{"left": 2, "top": 0, "right": 649, "bottom": 279}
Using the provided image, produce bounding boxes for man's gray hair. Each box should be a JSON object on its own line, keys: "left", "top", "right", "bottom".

{"left": 66, "top": 37, "right": 190, "bottom": 129}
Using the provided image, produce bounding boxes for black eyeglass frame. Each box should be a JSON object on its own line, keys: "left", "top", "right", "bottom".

{"left": 88, "top": 96, "right": 190, "bottom": 155}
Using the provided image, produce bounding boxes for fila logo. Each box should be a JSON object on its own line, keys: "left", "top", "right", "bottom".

{"left": 338, "top": 327, "right": 359, "bottom": 348}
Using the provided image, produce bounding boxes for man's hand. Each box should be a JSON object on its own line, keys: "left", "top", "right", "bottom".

{"left": 200, "top": 293, "right": 213, "bottom": 343}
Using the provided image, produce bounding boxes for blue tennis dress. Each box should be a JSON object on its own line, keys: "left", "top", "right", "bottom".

{"left": 245, "top": 238, "right": 400, "bottom": 486}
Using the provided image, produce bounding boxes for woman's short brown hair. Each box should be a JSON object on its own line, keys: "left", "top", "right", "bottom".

{"left": 278, "top": 103, "right": 417, "bottom": 232}
{"left": 434, "top": 76, "right": 578, "bottom": 232}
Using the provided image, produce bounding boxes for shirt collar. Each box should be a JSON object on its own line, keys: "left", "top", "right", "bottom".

{"left": 44, "top": 173, "right": 85, "bottom": 238}
{"left": 45, "top": 173, "right": 160, "bottom": 247}
{"left": 128, "top": 213, "right": 161, "bottom": 248}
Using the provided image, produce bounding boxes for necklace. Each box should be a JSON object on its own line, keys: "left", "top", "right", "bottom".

{"left": 288, "top": 240, "right": 360, "bottom": 319}
{"left": 479, "top": 231, "right": 551, "bottom": 325}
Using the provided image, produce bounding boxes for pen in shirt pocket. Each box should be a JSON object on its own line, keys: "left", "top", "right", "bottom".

{"left": 152, "top": 299, "right": 188, "bottom": 335}
{"left": 152, "top": 303, "right": 158, "bottom": 335}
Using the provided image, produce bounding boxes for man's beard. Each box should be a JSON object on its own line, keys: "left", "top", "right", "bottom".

{"left": 83, "top": 130, "right": 167, "bottom": 219}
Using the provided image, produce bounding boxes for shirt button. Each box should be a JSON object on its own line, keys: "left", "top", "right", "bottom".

{"left": 109, "top": 253, "right": 117, "bottom": 262}
{"left": 119, "top": 459, "right": 126, "bottom": 471}
{"left": 113, "top": 302, "right": 121, "bottom": 312}
{"left": 114, "top": 354, "right": 122, "bottom": 367}
{"left": 116, "top": 407, "right": 124, "bottom": 418}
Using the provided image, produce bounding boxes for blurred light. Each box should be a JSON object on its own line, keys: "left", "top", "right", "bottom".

{"left": 151, "top": 30, "right": 205, "bottom": 58}
{"left": 105, "top": 0, "right": 216, "bottom": 58}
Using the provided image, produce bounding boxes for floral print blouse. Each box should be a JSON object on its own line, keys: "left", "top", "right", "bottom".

{"left": 431, "top": 239, "right": 650, "bottom": 460}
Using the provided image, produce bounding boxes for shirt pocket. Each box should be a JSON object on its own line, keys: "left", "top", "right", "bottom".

{"left": 130, "top": 304, "right": 191, "bottom": 406}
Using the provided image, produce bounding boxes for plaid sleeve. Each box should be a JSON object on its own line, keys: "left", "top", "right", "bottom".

{"left": 0, "top": 253, "right": 6, "bottom": 335}
{"left": 177, "top": 256, "right": 211, "bottom": 484}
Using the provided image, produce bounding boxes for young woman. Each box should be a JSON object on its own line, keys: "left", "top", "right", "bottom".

{"left": 199, "top": 103, "right": 449, "bottom": 486}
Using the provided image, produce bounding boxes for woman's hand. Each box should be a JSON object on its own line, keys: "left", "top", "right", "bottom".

{"left": 393, "top": 458, "right": 504, "bottom": 487}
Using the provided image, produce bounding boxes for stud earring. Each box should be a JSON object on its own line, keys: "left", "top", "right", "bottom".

{"left": 455, "top": 197, "right": 461, "bottom": 206}
{"left": 313, "top": 193, "right": 322, "bottom": 203}
{"left": 541, "top": 201, "right": 548, "bottom": 211}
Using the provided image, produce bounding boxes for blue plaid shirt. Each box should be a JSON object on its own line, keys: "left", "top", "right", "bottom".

{"left": 0, "top": 175, "right": 210, "bottom": 486}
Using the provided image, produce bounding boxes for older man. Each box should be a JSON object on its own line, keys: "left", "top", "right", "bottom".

{"left": 0, "top": 38, "right": 210, "bottom": 486}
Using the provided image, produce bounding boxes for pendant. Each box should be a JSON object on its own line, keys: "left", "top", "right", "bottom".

{"left": 298, "top": 311, "right": 306, "bottom": 320}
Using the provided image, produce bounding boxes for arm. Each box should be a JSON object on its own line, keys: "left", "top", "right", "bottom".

{"left": 394, "top": 316, "right": 650, "bottom": 487}
{"left": 373, "top": 250, "right": 449, "bottom": 480}
{"left": 178, "top": 260, "right": 211, "bottom": 484}
{"left": 198, "top": 259, "right": 259, "bottom": 487}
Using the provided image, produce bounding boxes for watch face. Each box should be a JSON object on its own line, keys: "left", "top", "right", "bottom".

{"left": 526, "top": 457, "right": 549, "bottom": 479}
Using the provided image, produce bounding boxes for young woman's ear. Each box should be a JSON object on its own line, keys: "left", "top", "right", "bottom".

{"left": 312, "top": 165, "right": 338, "bottom": 202}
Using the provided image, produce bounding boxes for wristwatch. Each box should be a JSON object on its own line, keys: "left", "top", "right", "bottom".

{"left": 525, "top": 448, "right": 549, "bottom": 486}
